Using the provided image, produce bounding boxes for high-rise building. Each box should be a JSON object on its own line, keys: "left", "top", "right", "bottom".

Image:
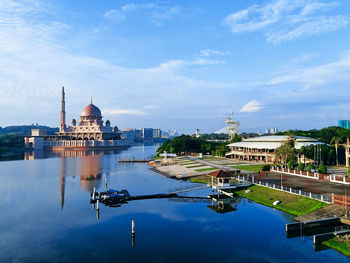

{"left": 153, "top": 128, "right": 162, "bottom": 139}
{"left": 142, "top": 128, "right": 154, "bottom": 142}
{"left": 339, "top": 120, "right": 350, "bottom": 129}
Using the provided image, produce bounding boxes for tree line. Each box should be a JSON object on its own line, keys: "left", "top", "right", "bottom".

{"left": 156, "top": 134, "right": 241, "bottom": 157}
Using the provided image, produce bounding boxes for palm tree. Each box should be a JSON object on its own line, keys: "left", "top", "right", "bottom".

{"left": 275, "top": 136, "right": 296, "bottom": 166}
{"left": 331, "top": 136, "right": 341, "bottom": 166}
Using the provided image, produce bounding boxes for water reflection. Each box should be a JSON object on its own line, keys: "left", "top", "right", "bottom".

{"left": 57, "top": 150, "right": 105, "bottom": 210}
{"left": 1, "top": 145, "right": 349, "bottom": 262}
{"left": 208, "top": 197, "right": 238, "bottom": 214}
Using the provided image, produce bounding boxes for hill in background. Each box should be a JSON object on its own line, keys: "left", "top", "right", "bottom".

{"left": 0, "top": 125, "right": 58, "bottom": 136}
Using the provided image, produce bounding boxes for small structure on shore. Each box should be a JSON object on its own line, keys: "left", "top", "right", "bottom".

{"left": 208, "top": 170, "right": 236, "bottom": 189}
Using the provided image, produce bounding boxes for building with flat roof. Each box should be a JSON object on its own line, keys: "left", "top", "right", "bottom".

{"left": 142, "top": 128, "right": 153, "bottom": 142}
{"left": 339, "top": 120, "right": 350, "bottom": 129}
{"left": 225, "top": 135, "right": 324, "bottom": 163}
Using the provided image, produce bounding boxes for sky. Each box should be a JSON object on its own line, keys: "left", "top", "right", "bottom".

{"left": 0, "top": 0, "right": 350, "bottom": 134}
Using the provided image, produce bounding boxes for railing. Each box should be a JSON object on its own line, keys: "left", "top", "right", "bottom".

{"left": 235, "top": 174, "right": 332, "bottom": 204}
{"left": 332, "top": 194, "right": 350, "bottom": 207}
{"left": 271, "top": 166, "right": 350, "bottom": 185}
{"left": 335, "top": 225, "right": 350, "bottom": 233}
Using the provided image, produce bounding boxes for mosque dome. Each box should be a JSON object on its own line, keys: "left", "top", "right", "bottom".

{"left": 81, "top": 103, "right": 102, "bottom": 118}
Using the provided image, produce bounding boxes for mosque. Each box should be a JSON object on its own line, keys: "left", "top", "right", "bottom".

{"left": 25, "top": 87, "right": 129, "bottom": 149}
{"left": 57, "top": 87, "right": 121, "bottom": 141}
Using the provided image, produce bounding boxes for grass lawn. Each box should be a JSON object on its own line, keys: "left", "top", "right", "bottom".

{"left": 323, "top": 238, "right": 350, "bottom": 257}
{"left": 194, "top": 167, "right": 219, "bottom": 172}
{"left": 180, "top": 162, "right": 198, "bottom": 166}
{"left": 190, "top": 177, "right": 209, "bottom": 184}
{"left": 219, "top": 162, "right": 246, "bottom": 165}
{"left": 186, "top": 164, "right": 206, "bottom": 168}
{"left": 235, "top": 165, "right": 265, "bottom": 172}
{"left": 177, "top": 161, "right": 196, "bottom": 165}
{"left": 235, "top": 185, "right": 327, "bottom": 216}
{"left": 200, "top": 157, "right": 222, "bottom": 161}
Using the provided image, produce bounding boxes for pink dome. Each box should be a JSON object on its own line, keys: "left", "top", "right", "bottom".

{"left": 81, "top": 103, "right": 102, "bottom": 117}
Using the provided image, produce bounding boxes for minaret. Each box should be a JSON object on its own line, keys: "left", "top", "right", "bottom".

{"left": 60, "top": 86, "right": 66, "bottom": 132}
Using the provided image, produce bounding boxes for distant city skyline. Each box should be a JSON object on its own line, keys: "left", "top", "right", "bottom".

{"left": 1, "top": 0, "right": 350, "bottom": 134}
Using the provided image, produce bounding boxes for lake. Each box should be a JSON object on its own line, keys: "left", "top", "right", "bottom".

{"left": 0, "top": 144, "right": 348, "bottom": 262}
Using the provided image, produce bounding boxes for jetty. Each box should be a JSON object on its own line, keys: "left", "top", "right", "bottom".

{"left": 285, "top": 217, "right": 350, "bottom": 245}
{"left": 90, "top": 185, "right": 210, "bottom": 208}
{"left": 118, "top": 156, "right": 151, "bottom": 163}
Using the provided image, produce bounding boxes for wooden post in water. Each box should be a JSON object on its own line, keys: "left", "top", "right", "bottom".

{"left": 105, "top": 177, "right": 108, "bottom": 190}
{"left": 131, "top": 219, "right": 135, "bottom": 247}
{"left": 96, "top": 200, "right": 100, "bottom": 220}
{"left": 92, "top": 187, "right": 96, "bottom": 200}
{"left": 132, "top": 219, "right": 135, "bottom": 234}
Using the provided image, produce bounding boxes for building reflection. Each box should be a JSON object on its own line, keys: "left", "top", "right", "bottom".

{"left": 57, "top": 149, "right": 103, "bottom": 210}
{"left": 207, "top": 197, "right": 239, "bottom": 214}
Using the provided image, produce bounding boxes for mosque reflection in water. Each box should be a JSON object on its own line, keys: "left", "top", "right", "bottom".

{"left": 24, "top": 149, "right": 115, "bottom": 210}
{"left": 58, "top": 150, "right": 104, "bottom": 210}
{"left": 24, "top": 149, "right": 240, "bottom": 214}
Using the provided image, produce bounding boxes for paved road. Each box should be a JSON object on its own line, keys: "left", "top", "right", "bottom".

{"left": 257, "top": 171, "right": 350, "bottom": 195}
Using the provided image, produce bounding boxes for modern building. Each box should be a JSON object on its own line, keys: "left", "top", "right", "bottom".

{"left": 142, "top": 128, "right": 154, "bottom": 142}
{"left": 225, "top": 135, "right": 323, "bottom": 163}
{"left": 25, "top": 87, "right": 130, "bottom": 149}
{"left": 265, "top": 128, "right": 278, "bottom": 135}
{"left": 153, "top": 128, "right": 162, "bottom": 139}
{"left": 338, "top": 120, "right": 350, "bottom": 129}
{"left": 121, "top": 129, "right": 136, "bottom": 142}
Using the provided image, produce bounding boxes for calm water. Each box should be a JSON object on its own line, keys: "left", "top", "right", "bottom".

{"left": 0, "top": 145, "right": 349, "bottom": 263}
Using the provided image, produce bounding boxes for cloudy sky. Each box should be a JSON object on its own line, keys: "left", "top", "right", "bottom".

{"left": 1, "top": 0, "right": 350, "bottom": 133}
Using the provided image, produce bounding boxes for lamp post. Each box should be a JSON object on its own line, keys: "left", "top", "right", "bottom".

{"left": 346, "top": 185, "right": 348, "bottom": 217}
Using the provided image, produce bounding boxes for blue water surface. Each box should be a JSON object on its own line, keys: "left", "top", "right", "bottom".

{"left": 0, "top": 145, "right": 348, "bottom": 262}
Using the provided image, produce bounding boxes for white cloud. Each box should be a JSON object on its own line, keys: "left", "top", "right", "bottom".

{"left": 267, "top": 15, "right": 350, "bottom": 44}
{"left": 191, "top": 58, "right": 225, "bottom": 65}
{"left": 102, "top": 109, "right": 146, "bottom": 115}
{"left": 240, "top": 100, "right": 264, "bottom": 112}
{"left": 103, "top": 9, "right": 125, "bottom": 22}
{"left": 268, "top": 51, "right": 350, "bottom": 86}
{"left": 121, "top": 3, "right": 155, "bottom": 12}
{"left": 223, "top": 0, "right": 350, "bottom": 43}
{"left": 104, "top": 2, "right": 184, "bottom": 26}
{"left": 199, "top": 49, "right": 231, "bottom": 57}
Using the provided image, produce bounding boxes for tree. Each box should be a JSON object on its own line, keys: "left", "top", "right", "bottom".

{"left": 275, "top": 137, "right": 297, "bottom": 165}
{"left": 262, "top": 164, "right": 271, "bottom": 171}
{"left": 297, "top": 163, "right": 304, "bottom": 171}
{"left": 318, "top": 162, "right": 327, "bottom": 174}
{"left": 331, "top": 136, "right": 341, "bottom": 166}
{"left": 288, "top": 159, "right": 295, "bottom": 169}
{"left": 307, "top": 163, "right": 314, "bottom": 172}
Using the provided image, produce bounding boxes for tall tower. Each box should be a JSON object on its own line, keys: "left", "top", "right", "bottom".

{"left": 60, "top": 86, "right": 66, "bottom": 132}
{"left": 226, "top": 110, "right": 239, "bottom": 141}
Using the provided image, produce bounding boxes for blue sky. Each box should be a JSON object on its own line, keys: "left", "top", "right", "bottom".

{"left": 1, "top": 0, "right": 350, "bottom": 134}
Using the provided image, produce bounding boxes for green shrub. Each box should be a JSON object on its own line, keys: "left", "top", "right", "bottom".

{"left": 307, "top": 163, "right": 314, "bottom": 172}
{"left": 297, "top": 163, "right": 304, "bottom": 171}
{"left": 288, "top": 160, "right": 295, "bottom": 169}
{"left": 318, "top": 163, "right": 327, "bottom": 174}
{"left": 262, "top": 164, "right": 271, "bottom": 171}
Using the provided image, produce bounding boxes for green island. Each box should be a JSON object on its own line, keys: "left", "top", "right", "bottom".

{"left": 323, "top": 237, "right": 350, "bottom": 257}
{"left": 235, "top": 185, "right": 327, "bottom": 216}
